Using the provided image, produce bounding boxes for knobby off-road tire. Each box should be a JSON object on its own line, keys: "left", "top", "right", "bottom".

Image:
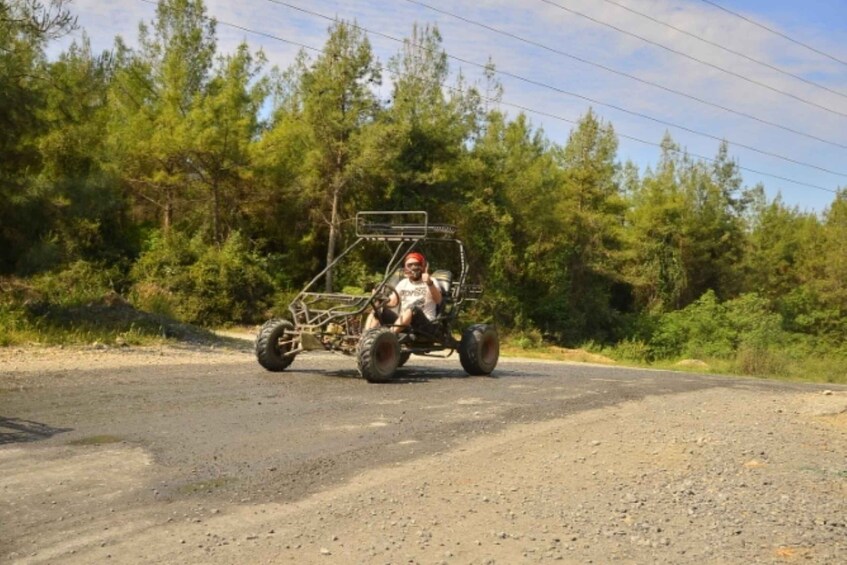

{"left": 256, "top": 319, "right": 295, "bottom": 371}
{"left": 357, "top": 328, "right": 400, "bottom": 383}
{"left": 459, "top": 324, "right": 499, "bottom": 375}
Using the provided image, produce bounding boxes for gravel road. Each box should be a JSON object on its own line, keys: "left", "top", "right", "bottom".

{"left": 1, "top": 342, "right": 846, "bottom": 564}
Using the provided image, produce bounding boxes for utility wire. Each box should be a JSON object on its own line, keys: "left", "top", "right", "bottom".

{"left": 464, "top": 86, "right": 838, "bottom": 194}
{"left": 537, "top": 0, "right": 847, "bottom": 119}
{"left": 270, "top": 0, "right": 847, "bottom": 178}
{"left": 403, "top": 0, "right": 847, "bottom": 152}
{"left": 599, "top": 0, "right": 847, "bottom": 99}
{"left": 132, "top": 0, "right": 838, "bottom": 194}
{"left": 697, "top": 0, "right": 847, "bottom": 68}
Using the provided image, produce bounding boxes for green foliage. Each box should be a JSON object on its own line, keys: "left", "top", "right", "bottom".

{"left": 651, "top": 290, "right": 730, "bottom": 358}
{"left": 0, "top": 261, "right": 177, "bottom": 346}
{"left": 509, "top": 328, "right": 544, "bottom": 350}
{"left": 778, "top": 286, "right": 843, "bottom": 338}
{"left": 606, "top": 338, "right": 652, "bottom": 363}
{"left": 650, "top": 290, "right": 785, "bottom": 360}
{"left": 743, "top": 194, "right": 813, "bottom": 301}
{"left": 185, "top": 42, "right": 269, "bottom": 244}
{"left": 0, "top": 305, "right": 28, "bottom": 346}
{"left": 108, "top": 0, "right": 220, "bottom": 235}
{"left": 384, "top": 23, "right": 479, "bottom": 218}
{"left": 130, "top": 231, "right": 273, "bottom": 325}
{"left": 300, "top": 20, "right": 382, "bottom": 290}
{"left": 0, "top": 0, "right": 79, "bottom": 273}
{"left": 3, "top": 2, "right": 847, "bottom": 385}
{"left": 29, "top": 260, "right": 122, "bottom": 306}
{"left": 625, "top": 138, "right": 748, "bottom": 312}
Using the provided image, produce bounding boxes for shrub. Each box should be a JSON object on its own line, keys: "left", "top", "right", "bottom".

{"left": 29, "top": 260, "right": 122, "bottom": 307}
{"left": 511, "top": 328, "right": 544, "bottom": 350}
{"left": 651, "top": 290, "right": 735, "bottom": 359}
{"left": 0, "top": 304, "right": 28, "bottom": 346}
{"left": 183, "top": 233, "right": 274, "bottom": 325}
{"left": 608, "top": 338, "right": 652, "bottom": 363}
{"left": 778, "top": 286, "right": 845, "bottom": 339}
{"left": 130, "top": 231, "right": 274, "bottom": 326}
{"left": 733, "top": 345, "right": 787, "bottom": 376}
{"left": 723, "top": 293, "right": 785, "bottom": 351}
{"left": 649, "top": 290, "right": 787, "bottom": 361}
{"left": 129, "top": 232, "right": 195, "bottom": 318}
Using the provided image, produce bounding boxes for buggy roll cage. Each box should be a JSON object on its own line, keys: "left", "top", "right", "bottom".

{"left": 288, "top": 211, "right": 481, "bottom": 333}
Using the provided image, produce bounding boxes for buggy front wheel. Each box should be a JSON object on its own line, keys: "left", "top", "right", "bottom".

{"left": 459, "top": 324, "right": 499, "bottom": 375}
{"left": 357, "top": 328, "right": 400, "bottom": 383}
{"left": 256, "top": 319, "right": 295, "bottom": 371}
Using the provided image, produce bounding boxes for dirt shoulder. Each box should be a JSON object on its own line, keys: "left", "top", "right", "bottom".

{"left": 2, "top": 345, "right": 846, "bottom": 564}
{"left": 0, "top": 341, "right": 251, "bottom": 374}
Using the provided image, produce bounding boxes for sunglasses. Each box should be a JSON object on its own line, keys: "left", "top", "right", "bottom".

{"left": 405, "top": 262, "right": 422, "bottom": 268}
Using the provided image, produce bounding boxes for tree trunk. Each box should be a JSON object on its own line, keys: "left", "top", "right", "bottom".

{"left": 163, "top": 186, "right": 174, "bottom": 235}
{"left": 325, "top": 184, "right": 341, "bottom": 292}
{"left": 212, "top": 178, "right": 221, "bottom": 246}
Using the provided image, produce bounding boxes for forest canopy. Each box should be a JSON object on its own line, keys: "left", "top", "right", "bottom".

{"left": 1, "top": 0, "right": 845, "bottom": 379}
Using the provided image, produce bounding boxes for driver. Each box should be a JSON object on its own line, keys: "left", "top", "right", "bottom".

{"left": 366, "top": 251, "right": 442, "bottom": 334}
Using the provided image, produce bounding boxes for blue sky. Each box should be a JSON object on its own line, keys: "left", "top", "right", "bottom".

{"left": 54, "top": 0, "right": 847, "bottom": 213}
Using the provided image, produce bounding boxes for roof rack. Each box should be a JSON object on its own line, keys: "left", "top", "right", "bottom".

{"left": 356, "top": 211, "right": 457, "bottom": 240}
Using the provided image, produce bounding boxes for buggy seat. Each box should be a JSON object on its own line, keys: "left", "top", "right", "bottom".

{"left": 430, "top": 270, "right": 452, "bottom": 315}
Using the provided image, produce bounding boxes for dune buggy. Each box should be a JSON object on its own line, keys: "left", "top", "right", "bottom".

{"left": 255, "top": 211, "right": 499, "bottom": 382}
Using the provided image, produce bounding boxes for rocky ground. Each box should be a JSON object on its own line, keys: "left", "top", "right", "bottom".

{"left": 1, "top": 343, "right": 846, "bottom": 564}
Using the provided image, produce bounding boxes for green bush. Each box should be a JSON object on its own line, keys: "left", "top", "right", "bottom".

{"left": 0, "top": 264, "right": 185, "bottom": 346}
{"left": 29, "top": 260, "right": 122, "bottom": 307}
{"left": 649, "top": 290, "right": 787, "bottom": 361}
{"left": 651, "top": 290, "right": 734, "bottom": 359}
{"left": 510, "top": 328, "right": 544, "bottom": 350}
{"left": 778, "top": 286, "right": 845, "bottom": 339}
{"left": 607, "top": 338, "right": 652, "bottom": 363}
{"left": 130, "top": 231, "right": 274, "bottom": 326}
{"left": 723, "top": 293, "right": 785, "bottom": 351}
{"left": 0, "top": 304, "right": 28, "bottom": 346}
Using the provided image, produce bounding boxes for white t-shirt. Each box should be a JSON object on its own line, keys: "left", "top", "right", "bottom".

{"left": 396, "top": 278, "right": 438, "bottom": 321}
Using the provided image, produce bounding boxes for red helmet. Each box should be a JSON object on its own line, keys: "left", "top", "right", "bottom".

{"left": 404, "top": 252, "right": 426, "bottom": 270}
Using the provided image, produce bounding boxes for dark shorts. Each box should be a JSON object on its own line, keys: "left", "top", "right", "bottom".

{"left": 377, "top": 307, "right": 438, "bottom": 336}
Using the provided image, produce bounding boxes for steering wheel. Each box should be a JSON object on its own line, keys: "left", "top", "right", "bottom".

{"left": 368, "top": 282, "right": 400, "bottom": 314}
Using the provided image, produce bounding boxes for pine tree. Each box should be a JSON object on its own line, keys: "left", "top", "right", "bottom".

{"left": 0, "top": 0, "right": 77, "bottom": 273}
{"left": 108, "top": 0, "right": 216, "bottom": 234}
{"left": 299, "top": 20, "right": 381, "bottom": 291}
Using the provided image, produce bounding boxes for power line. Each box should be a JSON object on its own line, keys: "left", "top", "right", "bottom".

{"left": 270, "top": 0, "right": 847, "bottom": 179}
{"left": 132, "top": 0, "right": 838, "bottom": 195}
{"left": 437, "top": 76, "right": 836, "bottom": 194}
{"left": 403, "top": 0, "right": 847, "bottom": 153}
{"left": 537, "top": 0, "right": 847, "bottom": 119}
{"left": 697, "top": 0, "right": 847, "bottom": 68}
{"left": 468, "top": 88, "right": 838, "bottom": 194}
{"left": 598, "top": 0, "right": 847, "bottom": 99}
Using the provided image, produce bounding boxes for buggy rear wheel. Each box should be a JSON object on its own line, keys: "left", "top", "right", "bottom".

{"left": 256, "top": 319, "right": 295, "bottom": 371}
{"left": 357, "top": 328, "right": 400, "bottom": 383}
{"left": 459, "top": 324, "right": 499, "bottom": 375}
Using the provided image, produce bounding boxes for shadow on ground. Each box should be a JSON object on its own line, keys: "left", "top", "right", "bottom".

{"left": 0, "top": 417, "right": 73, "bottom": 445}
